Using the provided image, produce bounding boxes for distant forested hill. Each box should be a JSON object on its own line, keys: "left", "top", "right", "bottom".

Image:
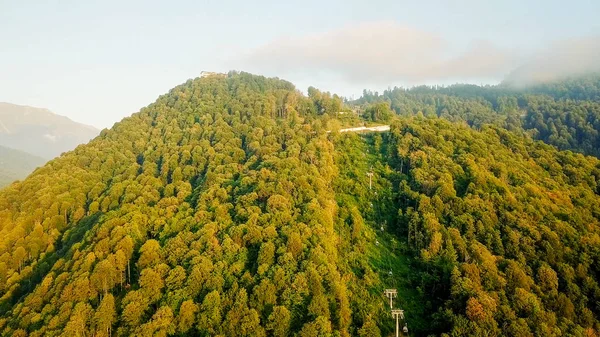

{"left": 0, "top": 102, "right": 99, "bottom": 159}
{"left": 0, "top": 72, "right": 598, "bottom": 336}
{"left": 0, "top": 145, "right": 45, "bottom": 188}
{"left": 355, "top": 74, "right": 600, "bottom": 157}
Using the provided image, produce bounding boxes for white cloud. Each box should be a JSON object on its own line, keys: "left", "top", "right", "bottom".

{"left": 240, "top": 21, "right": 600, "bottom": 88}
{"left": 504, "top": 36, "right": 600, "bottom": 85}
{"left": 240, "top": 21, "right": 519, "bottom": 84}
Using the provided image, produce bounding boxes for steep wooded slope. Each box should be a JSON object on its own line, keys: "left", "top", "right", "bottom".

{"left": 0, "top": 73, "right": 598, "bottom": 336}
{"left": 381, "top": 119, "right": 600, "bottom": 336}
{"left": 0, "top": 73, "right": 388, "bottom": 337}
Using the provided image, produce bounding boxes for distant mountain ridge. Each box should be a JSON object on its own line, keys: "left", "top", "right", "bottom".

{"left": 0, "top": 102, "right": 99, "bottom": 159}
{"left": 0, "top": 145, "right": 45, "bottom": 188}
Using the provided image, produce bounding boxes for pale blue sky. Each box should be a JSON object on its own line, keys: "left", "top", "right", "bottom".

{"left": 1, "top": 0, "right": 599, "bottom": 128}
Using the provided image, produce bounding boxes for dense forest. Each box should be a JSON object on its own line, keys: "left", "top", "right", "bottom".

{"left": 357, "top": 73, "right": 600, "bottom": 157}
{"left": 0, "top": 72, "right": 599, "bottom": 336}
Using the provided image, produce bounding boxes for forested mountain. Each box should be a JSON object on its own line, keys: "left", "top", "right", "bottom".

{"left": 508, "top": 73, "right": 600, "bottom": 101}
{"left": 0, "top": 72, "right": 598, "bottom": 336}
{"left": 0, "top": 102, "right": 99, "bottom": 159}
{"left": 0, "top": 145, "right": 45, "bottom": 188}
{"left": 357, "top": 74, "right": 600, "bottom": 157}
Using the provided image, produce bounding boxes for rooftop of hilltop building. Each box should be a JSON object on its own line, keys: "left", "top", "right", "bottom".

{"left": 200, "top": 71, "right": 227, "bottom": 78}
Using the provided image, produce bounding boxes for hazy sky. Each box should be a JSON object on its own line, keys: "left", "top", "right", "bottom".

{"left": 1, "top": 0, "right": 599, "bottom": 128}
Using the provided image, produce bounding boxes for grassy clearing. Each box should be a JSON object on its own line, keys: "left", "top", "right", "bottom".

{"left": 333, "top": 131, "right": 430, "bottom": 336}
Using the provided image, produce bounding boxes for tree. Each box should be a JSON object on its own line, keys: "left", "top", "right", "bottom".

{"left": 93, "top": 294, "right": 116, "bottom": 337}
{"left": 135, "top": 306, "right": 174, "bottom": 337}
{"left": 358, "top": 315, "right": 381, "bottom": 337}
{"left": 198, "top": 290, "right": 222, "bottom": 334}
{"left": 365, "top": 102, "right": 393, "bottom": 122}
{"left": 177, "top": 300, "right": 198, "bottom": 333}
{"left": 139, "top": 268, "right": 164, "bottom": 302}
{"left": 267, "top": 306, "right": 291, "bottom": 337}
{"left": 62, "top": 302, "right": 92, "bottom": 337}
{"left": 137, "top": 239, "right": 162, "bottom": 269}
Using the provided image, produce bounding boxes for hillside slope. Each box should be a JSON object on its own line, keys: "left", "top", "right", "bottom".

{"left": 370, "top": 119, "right": 599, "bottom": 336}
{"left": 0, "top": 102, "right": 99, "bottom": 159}
{"left": 0, "top": 145, "right": 46, "bottom": 188}
{"left": 0, "top": 73, "right": 598, "bottom": 336}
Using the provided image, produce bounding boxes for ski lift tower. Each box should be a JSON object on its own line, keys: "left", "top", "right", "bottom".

{"left": 384, "top": 289, "right": 397, "bottom": 309}
{"left": 367, "top": 170, "right": 374, "bottom": 190}
{"left": 391, "top": 309, "right": 405, "bottom": 337}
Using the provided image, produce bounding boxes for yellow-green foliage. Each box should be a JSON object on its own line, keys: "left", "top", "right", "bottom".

{"left": 0, "top": 72, "right": 599, "bottom": 337}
